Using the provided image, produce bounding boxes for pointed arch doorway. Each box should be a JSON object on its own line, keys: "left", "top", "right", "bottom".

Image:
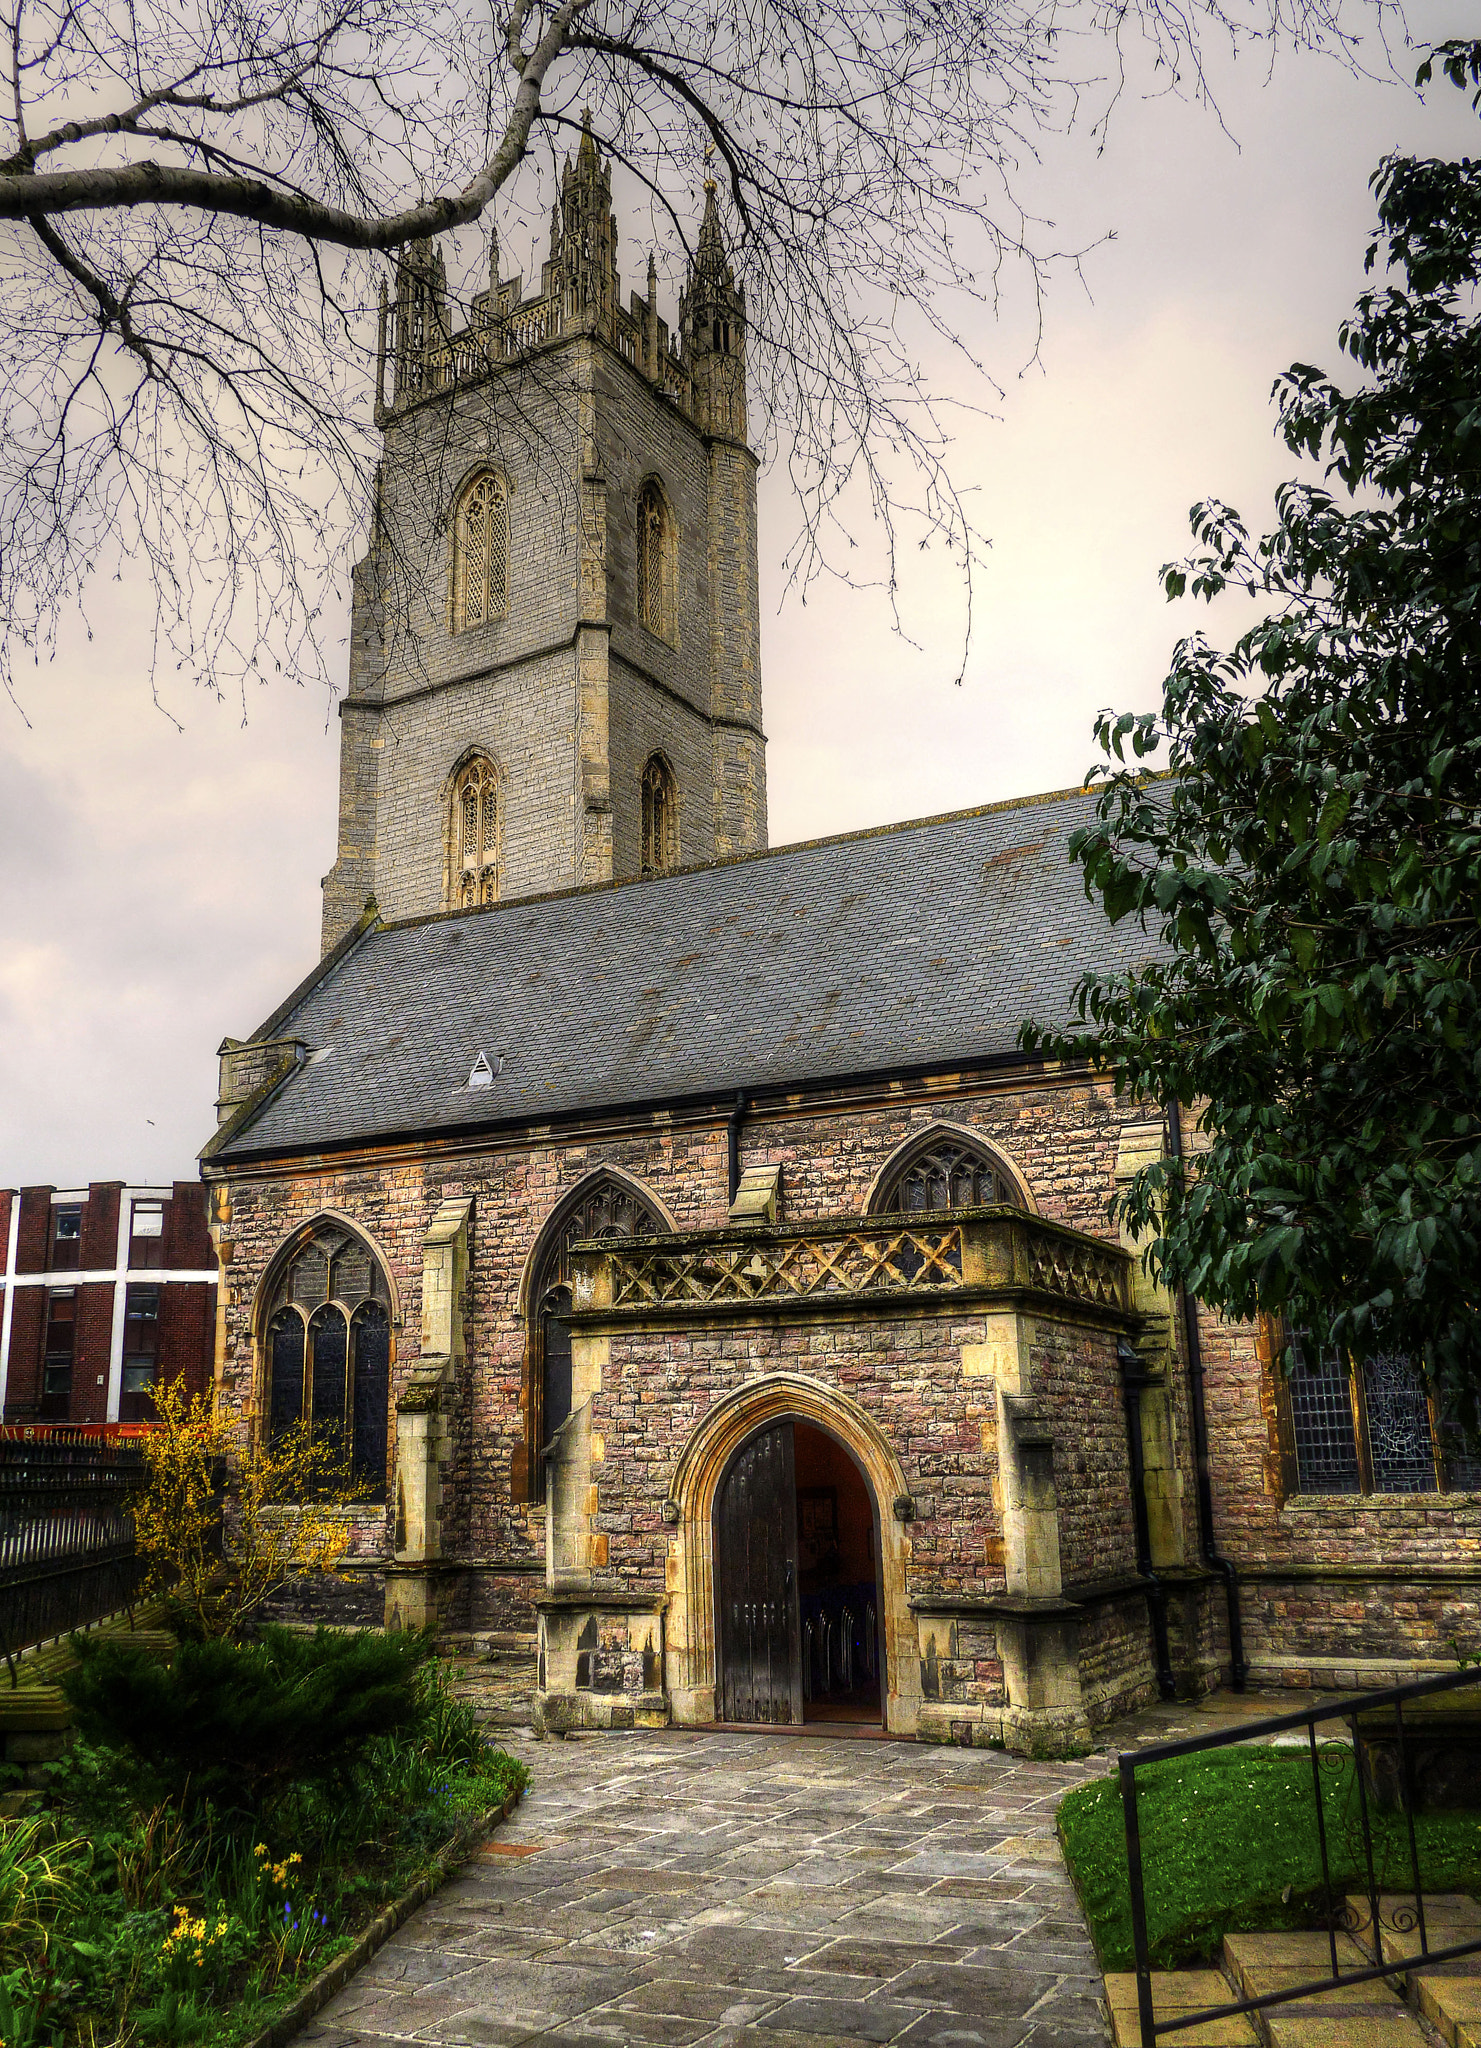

{"left": 714, "top": 1417, "right": 883, "bottom": 1727}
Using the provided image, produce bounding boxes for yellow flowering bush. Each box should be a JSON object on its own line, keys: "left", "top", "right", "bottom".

{"left": 136, "top": 1378, "right": 364, "bottom": 1637}
{"left": 161, "top": 1903, "right": 232, "bottom": 1969}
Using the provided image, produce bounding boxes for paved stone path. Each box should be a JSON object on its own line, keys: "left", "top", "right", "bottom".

{"left": 299, "top": 1728, "right": 1110, "bottom": 2048}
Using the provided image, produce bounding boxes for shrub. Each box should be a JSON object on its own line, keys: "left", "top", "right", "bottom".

{"left": 63, "top": 1626, "right": 433, "bottom": 1812}
{"left": 136, "top": 1378, "right": 366, "bottom": 1639}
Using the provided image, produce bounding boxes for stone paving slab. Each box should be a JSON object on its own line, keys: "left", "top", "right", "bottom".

{"left": 296, "top": 1729, "right": 1110, "bottom": 2046}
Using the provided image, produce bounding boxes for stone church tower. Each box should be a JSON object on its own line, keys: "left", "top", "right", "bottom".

{"left": 321, "top": 123, "right": 767, "bottom": 953}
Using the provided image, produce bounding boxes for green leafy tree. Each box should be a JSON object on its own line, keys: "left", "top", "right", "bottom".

{"left": 1023, "top": 42, "right": 1481, "bottom": 1413}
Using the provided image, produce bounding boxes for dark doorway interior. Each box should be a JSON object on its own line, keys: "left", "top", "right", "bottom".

{"left": 793, "top": 1421, "right": 881, "bottom": 1724}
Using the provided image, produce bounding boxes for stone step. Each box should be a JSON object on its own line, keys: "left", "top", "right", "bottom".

{"left": 1341, "top": 1894, "right": 1481, "bottom": 2048}
{"left": 1104, "top": 1971, "right": 1257, "bottom": 2045}
{"left": 438, "top": 1631, "right": 537, "bottom": 1658}
{"left": 1419, "top": 1973, "right": 1481, "bottom": 2048}
{"left": 1344, "top": 1892, "right": 1481, "bottom": 1971}
{"left": 1221, "top": 1930, "right": 1428, "bottom": 2048}
{"left": 440, "top": 1649, "right": 538, "bottom": 1730}
{"left": 1104, "top": 1904, "right": 1481, "bottom": 2048}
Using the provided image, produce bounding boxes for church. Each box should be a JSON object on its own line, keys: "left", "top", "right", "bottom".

{"left": 200, "top": 128, "right": 1481, "bottom": 1755}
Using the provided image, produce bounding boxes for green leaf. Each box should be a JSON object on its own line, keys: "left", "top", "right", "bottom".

{"left": 1036, "top": 99, "right": 1481, "bottom": 1402}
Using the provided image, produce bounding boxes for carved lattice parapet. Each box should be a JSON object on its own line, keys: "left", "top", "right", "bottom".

{"left": 604, "top": 1223, "right": 965, "bottom": 1309}
{"left": 1018, "top": 1229, "right": 1129, "bottom": 1310}
{"left": 569, "top": 1208, "right": 1133, "bottom": 1320}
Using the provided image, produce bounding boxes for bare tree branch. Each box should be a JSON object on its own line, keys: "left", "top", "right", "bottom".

{"left": 0, "top": 0, "right": 1404, "bottom": 705}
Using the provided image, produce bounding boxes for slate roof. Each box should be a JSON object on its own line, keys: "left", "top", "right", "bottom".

{"left": 214, "top": 783, "right": 1160, "bottom": 1162}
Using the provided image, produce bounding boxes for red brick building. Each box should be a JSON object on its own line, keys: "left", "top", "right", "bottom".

{"left": 195, "top": 150, "right": 1481, "bottom": 1754}
{"left": 0, "top": 1183, "right": 216, "bottom": 1425}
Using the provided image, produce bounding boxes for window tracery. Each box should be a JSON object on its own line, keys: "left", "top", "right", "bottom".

{"left": 1281, "top": 1330, "right": 1474, "bottom": 1495}
{"left": 448, "top": 755, "right": 499, "bottom": 909}
{"left": 451, "top": 471, "right": 509, "bottom": 632}
{"left": 873, "top": 1132, "right": 1021, "bottom": 1215}
{"left": 261, "top": 1222, "right": 391, "bottom": 1497}
{"left": 640, "top": 753, "right": 678, "bottom": 875}
{"left": 636, "top": 479, "right": 674, "bottom": 642}
{"left": 528, "top": 1177, "right": 667, "bottom": 1500}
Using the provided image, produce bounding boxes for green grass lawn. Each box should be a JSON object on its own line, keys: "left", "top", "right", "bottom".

{"left": 1059, "top": 1745, "right": 1481, "bottom": 1970}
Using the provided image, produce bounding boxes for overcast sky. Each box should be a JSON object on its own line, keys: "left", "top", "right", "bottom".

{"left": 3, "top": 5, "right": 1477, "bottom": 1189}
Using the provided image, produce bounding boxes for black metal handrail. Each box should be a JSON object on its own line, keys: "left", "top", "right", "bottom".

{"left": 1120, "top": 1664, "right": 1481, "bottom": 2046}
{"left": 0, "top": 1432, "right": 152, "bottom": 1677}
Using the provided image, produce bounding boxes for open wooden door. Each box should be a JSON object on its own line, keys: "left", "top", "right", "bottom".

{"left": 715, "top": 1419, "right": 803, "bottom": 1724}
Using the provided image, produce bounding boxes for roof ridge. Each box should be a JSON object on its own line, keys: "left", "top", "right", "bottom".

{"left": 365, "top": 777, "right": 1108, "bottom": 941}
{"left": 245, "top": 898, "right": 381, "bottom": 1042}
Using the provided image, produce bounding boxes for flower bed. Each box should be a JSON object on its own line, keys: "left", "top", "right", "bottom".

{"left": 0, "top": 1635, "right": 528, "bottom": 2047}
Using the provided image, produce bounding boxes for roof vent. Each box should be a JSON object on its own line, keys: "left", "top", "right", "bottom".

{"left": 468, "top": 1051, "right": 500, "bottom": 1089}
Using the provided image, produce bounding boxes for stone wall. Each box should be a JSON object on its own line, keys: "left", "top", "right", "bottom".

{"left": 590, "top": 1307, "right": 1012, "bottom": 1601}
{"left": 211, "top": 1069, "right": 1158, "bottom": 1624}
{"left": 206, "top": 1057, "right": 1481, "bottom": 1713}
{"left": 320, "top": 328, "right": 766, "bottom": 951}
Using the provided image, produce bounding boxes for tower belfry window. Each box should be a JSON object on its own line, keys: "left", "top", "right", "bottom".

{"left": 636, "top": 479, "right": 674, "bottom": 642}
{"left": 641, "top": 754, "right": 678, "bottom": 875}
{"left": 449, "top": 756, "right": 500, "bottom": 910}
{"left": 452, "top": 472, "right": 509, "bottom": 632}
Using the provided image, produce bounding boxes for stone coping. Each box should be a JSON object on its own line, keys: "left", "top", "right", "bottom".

{"left": 567, "top": 1201, "right": 1120, "bottom": 1255}
{"left": 243, "top": 1784, "right": 524, "bottom": 2048}
{"left": 535, "top": 1588, "right": 666, "bottom": 1613}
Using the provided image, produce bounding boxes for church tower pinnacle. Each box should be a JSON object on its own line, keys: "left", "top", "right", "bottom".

{"left": 324, "top": 140, "right": 766, "bottom": 952}
{"left": 681, "top": 182, "right": 747, "bottom": 442}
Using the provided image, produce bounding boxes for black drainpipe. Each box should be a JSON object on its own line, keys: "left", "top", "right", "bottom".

{"left": 1166, "top": 1097, "right": 1248, "bottom": 1690}
{"left": 1118, "top": 1338, "right": 1176, "bottom": 1701}
{"left": 727, "top": 1091, "right": 747, "bottom": 1204}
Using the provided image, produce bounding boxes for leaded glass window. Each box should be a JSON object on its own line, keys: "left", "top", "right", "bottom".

{"left": 452, "top": 472, "right": 509, "bottom": 631}
{"left": 261, "top": 1223, "right": 392, "bottom": 1498}
{"left": 1439, "top": 1388, "right": 1481, "bottom": 1491}
{"left": 1287, "top": 1333, "right": 1361, "bottom": 1494}
{"left": 873, "top": 1133, "right": 1020, "bottom": 1215}
{"left": 1285, "top": 1330, "right": 1451, "bottom": 1495}
{"left": 448, "top": 755, "right": 499, "bottom": 909}
{"left": 528, "top": 1177, "right": 667, "bottom": 1499}
{"left": 1363, "top": 1352, "right": 1438, "bottom": 1494}
{"left": 637, "top": 479, "right": 673, "bottom": 641}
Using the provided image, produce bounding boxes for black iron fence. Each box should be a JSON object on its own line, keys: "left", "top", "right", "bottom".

{"left": 0, "top": 1428, "right": 152, "bottom": 1678}
{"left": 1120, "top": 1665, "right": 1481, "bottom": 2047}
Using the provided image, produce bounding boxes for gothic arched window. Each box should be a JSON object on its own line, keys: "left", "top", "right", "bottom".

{"left": 872, "top": 1130, "right": 1023, "bottom": 1215}
{"left": 636, "top": 479, "right": 674, "bottom": 642}
{"left": 448, "top": 755, "right": 499, "bottom": 909}
{"left": 640, "top": 753, "right": 678, "bottom": 875}
{"left": 260, "top": 1221, "right": 392, "bottom": 1498}
{"left": 451, "top": 471, "right": 509, "bottom": 632}
{"left": 527, "top": 1177, "right": 667, "bottom": 1500}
